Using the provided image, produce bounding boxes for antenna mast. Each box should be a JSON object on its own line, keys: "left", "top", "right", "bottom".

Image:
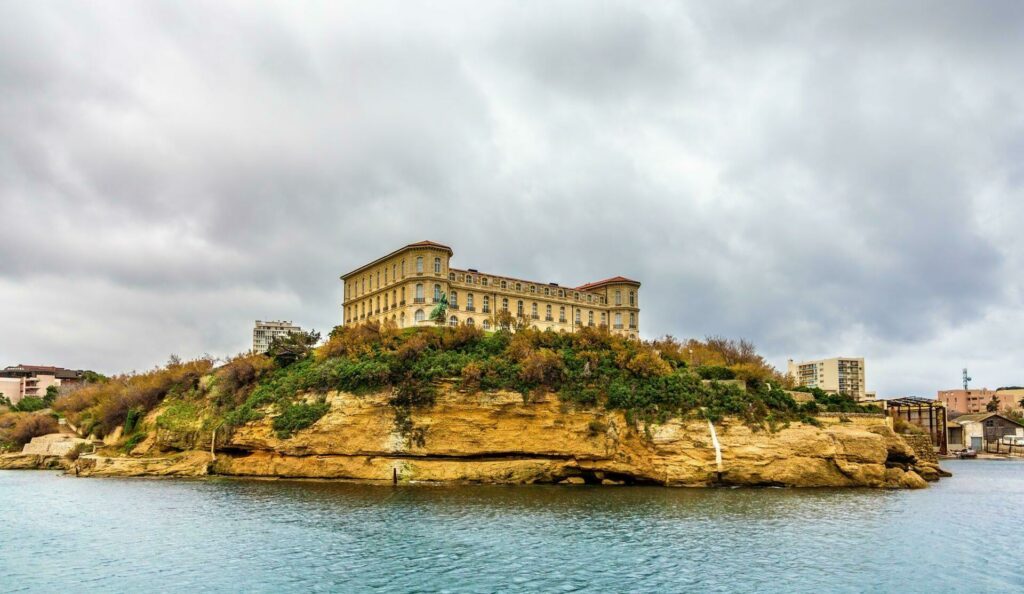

{"left": 962, "top": 368, "right": 972, "bottom": 391}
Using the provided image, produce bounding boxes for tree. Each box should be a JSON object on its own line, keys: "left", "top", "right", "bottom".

{"left": 0, "top": 392, "right": 10, "bottom": 407}
{"left": 43, "top": 385, "right": 60, "bottom": 407}
{"left": 267, "top": 330, "right": 321, "bottom": 366}
{"left": 986, "top": 395, "right": 1000, "bottom": 413}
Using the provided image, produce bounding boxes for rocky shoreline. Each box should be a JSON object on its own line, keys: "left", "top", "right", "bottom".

{"left": 1, "top": 388, "right": 949, "bottom": 488}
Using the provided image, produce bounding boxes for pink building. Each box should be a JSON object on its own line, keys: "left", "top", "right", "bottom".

{"left": 937, "top": 388, "right": 1023, "bottom": 415}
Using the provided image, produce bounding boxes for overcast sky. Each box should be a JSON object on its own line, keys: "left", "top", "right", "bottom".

{"left": 1, "top": 1, "right": 1021, "bottom": 396}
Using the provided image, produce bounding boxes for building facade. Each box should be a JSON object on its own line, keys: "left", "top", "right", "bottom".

{"left": 253, "top": 320, "right": 302, "bottom": 354}
{"left": 948, "top": 413, "right": 1024, "bottom": 452}
{"left": 937, "top": 388, "right": 1024, "bottom": 414}
{"left": 786, "top": 357, "right": 874, "bottom": 402}
{"left": 0, "top": 365, "right": 85, "bottom": 406}
{"left": 340, "top": 241, "right": 641, "bottom": 338}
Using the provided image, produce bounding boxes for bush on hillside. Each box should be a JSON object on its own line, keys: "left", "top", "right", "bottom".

{"left": 0, "top": 413, "right": 59, "bottom": 449}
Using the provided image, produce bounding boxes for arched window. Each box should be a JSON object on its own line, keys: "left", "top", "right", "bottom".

{"left": 434, "top": 257, "right": 441, "bottom": 274}
{"left": 587, "top": 295, "right": 592, "bottom": 303}
{"left": 629, "top": 291, "right": 635, "bottom": 306}
{"left": 515, "top": 283, "right": 522, "bottom": 291}
{"left": 482, "top": 319, "right": 491, "bottom": 330}
{"left": 402, "top": 260, "right": 406, "bottom": 276}
{"left": 402, "top": 287, "right": 407, "bottom": 303}
{"left": 415, "top": 284, "right": 424, "bottom": 300}
{"left": 466, "top": 318, "right": 475, "bottom": 326}
{"left": 559, "top": 306, "right": 566, "bottom": 322}
{"left": 600, "top": 312, "right": 606, "bottom": 326}
{"left": 416, "top": 257, "right": 424, "bottom": 273}
{"left": 361, "top": 302, "right": 365, "bottom": 316}
{"left": 575, "top": 309, "right": 581, "bottom": 323}
{"left": 615, "top": 312, "right": 622, "bottom": 327}
{"left": 393, "top": 289, "right": 397, "bottom": 305}
{"left": 530, "top": 285, "right": 536, "bottom": 293}
{"left": 467, "top": 293, "right": 474, "bottom": 309}
{"left": 384, "top": 294, "right": 389, "bottom": 308}
{"left": 544, "top": 287, "right": 550, "bottom": 296}
{"left": 615, "top": 290, "right": 622, "bottom": 306}
{"left": 531, "top": 302, "right": 538, "bottom": 318}
{"left": 482, "top": 295, "right": 489, "bottom": 312}
{"left": 400, "top": 312, "right": 406, "bottom": 327}
{"left": 588, "top": 311, "right": 594, "bottom": 326}
{"left": 502, "top": 298, "right": 508, "bottom": 311}
{"left": 466, "top": 275, "right": 473, "bottom": 284}
{"left": 517, "top": 300, "right": 524, "bottom": 316}
{"left": 482, "top": 277, "right": 488, "bottom": 287}
{"left": 433, "top": 284, "right": 442, "bottom": 301}
{"left": 414, "top": 309, "right": 425, "bottom": 322}
{"left": 449, "top": 315, "right": 458, "bottom": 327}
{"left": 629, "top": 313, "right": 636, "bottom": 328}
{"left": 376, "top": 296, "right": 380, "bottom": 311}
{"left": 450, "top": 291, "right": 458, "bottom": 307}
{"left": 545, "top": 304, "right": 552, "bottom": 320}
{"left": 449, "top": 272, "right": 455, "bottom": 281}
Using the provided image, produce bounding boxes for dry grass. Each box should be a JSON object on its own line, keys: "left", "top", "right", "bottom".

{"left": 54, "top": 358, "right": 213, "bottom": 437}
{"left": 0, "top": 412, "right": 59, "bottom": 450}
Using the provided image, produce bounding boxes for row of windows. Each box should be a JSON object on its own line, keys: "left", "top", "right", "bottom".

{"left": 447, "top": 272, "right": 631, "bottom": 306}
{"left": 349, "top": 294, "right": 637, "bottom": 328}
{"left": 347, "top": 256, "right": 445, "bottom": 299}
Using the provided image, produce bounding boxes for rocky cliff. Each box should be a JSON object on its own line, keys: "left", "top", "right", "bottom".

{"left": 65, "top": 386, "right": 939, "bottom": 488}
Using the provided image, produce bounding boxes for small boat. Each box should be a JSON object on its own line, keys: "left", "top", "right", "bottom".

{"left": 957, "top": 448, "right": 977, "bottom": 459}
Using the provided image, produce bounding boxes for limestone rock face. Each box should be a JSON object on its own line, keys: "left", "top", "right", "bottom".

{"left": 0, "top": 453, "right": 65, "bottom": 470}
{"left": 74, "top": 451, "right": 211, "bottom": 477}
{"left": 209, "top": 389, "right": 933, "bottom": 488}
{"left": 13, "top": 387, "right": 938, "bottom": 488}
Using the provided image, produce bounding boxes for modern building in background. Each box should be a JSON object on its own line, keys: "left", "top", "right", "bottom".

{"left": 937, "top": 388, "right": 1024, "bottom": 415}
{"left": 340, "top": 241, "right": 641, "bottom": 338}
{"left": 786, "top": 357, "right": 875, "bottom": 402}
{"left": 0, "top": 365, "right": 85, "bottom": 405}
{"left": 253, "top": 320, "right": 302, "bottom": 354}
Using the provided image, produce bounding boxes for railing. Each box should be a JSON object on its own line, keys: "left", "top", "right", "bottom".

{"left": 482, "top": 307, "right": 490, "bottom": 313}
{"left": 545, "top": 316, "right": 553, "bottom": 321}
{"left": 531, "top": 314, "right": 539, "bottom": 319}
{"left": 414, "top": 298, "right": 425, "bottom": 304}
{"left": 614, "top": 324, "right": 624, "bottom": 329}
{"left": 465, "top": 306, "right": 475, "bottom": 312}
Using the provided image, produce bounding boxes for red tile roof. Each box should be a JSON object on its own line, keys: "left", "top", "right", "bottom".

{"left": 575, "top": 276, "right": 641, "bottom": 291}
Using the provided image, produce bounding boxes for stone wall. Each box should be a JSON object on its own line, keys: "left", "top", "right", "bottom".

{"left": 900, "top": 433, "right": 938, "bottom": 463}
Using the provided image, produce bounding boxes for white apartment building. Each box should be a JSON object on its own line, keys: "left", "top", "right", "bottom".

{"left": 787, "top": 357, "right": 876, "bottom": 402}
{"left": 253, "top": 320, "right": 302, "bottom": 354}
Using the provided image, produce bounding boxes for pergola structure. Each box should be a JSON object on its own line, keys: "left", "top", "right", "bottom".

{"left": 886, "top": 397, "right": 948, "bottom": 455}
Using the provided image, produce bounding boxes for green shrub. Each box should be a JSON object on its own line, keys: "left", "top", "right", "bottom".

{"left": 122, "top": 432, "right": 146, "bottom": 453}
{"left": 14, "top": 397, "right": 46, "bottom": 413}
{"left": 272, "top": 400, "right": 330, "bottom": 438}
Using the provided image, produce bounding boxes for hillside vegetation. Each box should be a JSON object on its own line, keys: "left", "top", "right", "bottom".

{"left": 47, "top": 323, "right": 876, "bottom": 447}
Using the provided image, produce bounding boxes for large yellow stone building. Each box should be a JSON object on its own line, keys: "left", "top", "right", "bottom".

{"left": 341, "top": 241, "right": 640, "bottom": 338}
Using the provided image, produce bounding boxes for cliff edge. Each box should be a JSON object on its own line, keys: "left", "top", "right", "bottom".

{"left": 69, "top": 387, "right": 935, "bottom": 488}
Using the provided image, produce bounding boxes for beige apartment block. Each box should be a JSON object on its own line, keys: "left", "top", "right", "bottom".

{"left": 340, "top": 241, "right": 641, "bottom": 338}
{"left": 253, "top": 320, "right": 303, "bottom": 354}
{"left": 787, "top": 357, "right": 873, "bottom": 402}
{"left": 0, "top": 365, "right": 85, "bottom": 405}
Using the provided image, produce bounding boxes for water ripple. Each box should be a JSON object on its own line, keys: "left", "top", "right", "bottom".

{"left": 2, "top": 460, "right": 1023, "bottom": 592}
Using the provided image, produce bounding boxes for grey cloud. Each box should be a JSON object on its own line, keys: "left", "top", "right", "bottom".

{"left": 0, "top": 1, "right": 1021, "bottom": 396}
